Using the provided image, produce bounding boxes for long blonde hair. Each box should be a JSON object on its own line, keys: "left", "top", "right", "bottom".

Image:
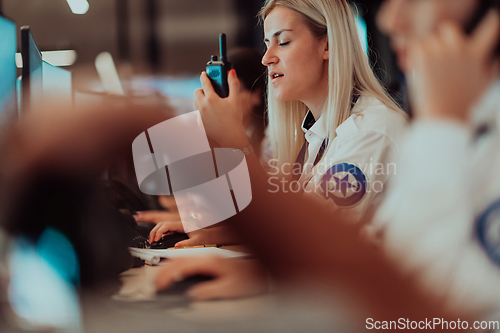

{"left": 260, "top": 0, "right": 403, "bottom": 174}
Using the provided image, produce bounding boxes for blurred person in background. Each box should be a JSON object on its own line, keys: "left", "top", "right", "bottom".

{"left": 371, "top": 0, "right": 500, "bottom": 314}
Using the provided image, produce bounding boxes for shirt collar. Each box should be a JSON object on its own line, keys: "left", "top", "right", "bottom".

{"left": 351, "top": 95, "right": 384, "bottom": 114}
{"left": 301, "top": 110, "right": 327, "bottom": 142}
{"left": 301, "top": 111, "right": 316, "bottom": 132}
{"left": 300, "top": 94, "right": 375, "bottom": 141}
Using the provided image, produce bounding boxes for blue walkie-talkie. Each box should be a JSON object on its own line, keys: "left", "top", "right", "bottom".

{"left": 206, "top": 34, "right": 232, "bottom": 98}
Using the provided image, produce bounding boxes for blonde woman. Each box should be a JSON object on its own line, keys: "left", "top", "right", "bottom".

{"left": 155, "top": 0, "right": 408, "bottom": 298}
{"left": 196, "top": 0, "right": 407, "bottom": 223}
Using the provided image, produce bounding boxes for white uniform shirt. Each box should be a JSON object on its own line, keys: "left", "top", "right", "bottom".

{"left": 299, "top": 95, "right": 408, "bottom": 222}
{"left": 374, "top": 79, "right": 500, "bottom": 312}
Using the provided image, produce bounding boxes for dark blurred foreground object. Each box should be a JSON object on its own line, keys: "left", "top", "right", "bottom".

{"left": 0, "top": 99, "right": 169, "bottom": 287}
{"left": 0, "top": 98, "right": 475, "bottom": 331}
{"left": 220, "top": 152, "right": 478, "bottom": 327}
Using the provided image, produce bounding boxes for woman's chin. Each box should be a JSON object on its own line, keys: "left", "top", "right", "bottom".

{"left": 273, "top": 92, "right": 292, "bottom": 102}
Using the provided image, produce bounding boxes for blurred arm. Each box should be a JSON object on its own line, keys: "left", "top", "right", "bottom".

{"left": 227, "top": 152, "right": 474, "bottom": 328}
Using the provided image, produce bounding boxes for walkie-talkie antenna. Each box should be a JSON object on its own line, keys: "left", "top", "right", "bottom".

{"left": 219, "top": 33, "right": 227, "bottom": 62}
{"left": 206, "top": 33, "right": 231, "bottom": 98}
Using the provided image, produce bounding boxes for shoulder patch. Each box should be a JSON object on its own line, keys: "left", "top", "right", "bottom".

{"left": 321, "top": 162, "right": 367, "bottom": 207}
{"left": 476, "top": 199, "right": 500, "bottom": 266}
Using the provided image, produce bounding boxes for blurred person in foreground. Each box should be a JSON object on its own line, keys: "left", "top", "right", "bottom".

{"left": 370, "top": 0, "right": 500, "bottom": 314}
{"left": 0, "top": 100, "right": 472, "bottom": 332}
{"left": 0, "top": 99, "right": 170, "bottom": 331}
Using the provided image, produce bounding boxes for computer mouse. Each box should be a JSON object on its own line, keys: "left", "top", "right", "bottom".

{"left": 149, "top": 232, "right": 189, "bottom": 249}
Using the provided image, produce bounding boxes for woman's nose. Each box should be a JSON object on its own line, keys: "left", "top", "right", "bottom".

{"left": 262, "top": 47, "right": 278, "bottom": 67}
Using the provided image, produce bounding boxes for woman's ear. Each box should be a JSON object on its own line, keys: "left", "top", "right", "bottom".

{"left": 322, "top": 38, "right": 329, "bottom": 60}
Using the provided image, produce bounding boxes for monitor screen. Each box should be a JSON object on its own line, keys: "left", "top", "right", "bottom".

{"left": 0, "top": 16, "right": 18, "bottom": 125}
{"left": 21, "top": 26, "right": 43, "bottom": 114}
{"left": 42, "top": 61, "right": 72, "bottom": 106}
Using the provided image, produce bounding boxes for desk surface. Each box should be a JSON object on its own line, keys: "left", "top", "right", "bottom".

{"left": 80, "top": 264, "right": 355, "bottom": 333}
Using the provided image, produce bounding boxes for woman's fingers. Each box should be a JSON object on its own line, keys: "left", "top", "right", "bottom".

{"left": 149, "top": 224, "right": 162, "bottom": 243}
{"left": 134, "top": 210, "right": 162, "bottom": 223}
{"left": 154, "top": 260, "right": 189, "bottom": 290}
{"left": 153, "top": 225, "right": 169, "bottom": 242}
{"left": 197, "top": 70, "right": 240, "bottom": 105}
{"left": 154, "top": 256, "right": 221, "bottom": 290}
{"left": 149, "top": 222, "right": 184, "bottom": 243}
{"left": 184, "top": 258, "right": 268, "bottom": 300}
{"left": 158, "top": 196, "right": 178, "bottom": 211}
{"left": 174, "top": 237, "right": 198, "bottom": 247}
{"left": 187, "top": 279, "right": 230, "bottom": 300}
{"left": 149, "top": 224, "right": 169, "bottom": 243}
{"left": 227, "top": 69, "right": 240, "bottom": 102}
{"left": 134, "top": 210, "right": 179, "bottom": 224}
{"left": 173, "top": 228, "right": 220, "bottom": 247}
{"left": 471, "top": 10, "right": 500, "bottom": 61}
{"left": 194, "top": 88, "right": 205, "bottom": 101}
{"left": 155, "top": 257, "right": 268, "bottom": 300}
{"left": 405, "top": 11, "right": 500, "bottom": 123}
{"left": 199, "top": 71, "right": 217, "bottom": 97}
{"left": 192, "top": 68, "right": 247, "bottom": 147}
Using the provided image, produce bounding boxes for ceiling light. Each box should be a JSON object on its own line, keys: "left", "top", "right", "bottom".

{"left": 66, "top": 0, "right": 89, "bottom": 15}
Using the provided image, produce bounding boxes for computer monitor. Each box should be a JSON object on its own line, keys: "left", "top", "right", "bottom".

{"left": 42, "top": 60, "right": 73, "bottom": 107}
{"left": 21, "top": 26, "right": 43, "bottom": 115}
{"left": 0, "top": 15, "right": 18, "bottom": 126}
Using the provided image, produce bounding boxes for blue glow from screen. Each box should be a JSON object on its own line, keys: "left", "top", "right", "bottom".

{"left": 0, "top": 16, "right": 18, "bottom": 123}
{"left": 43, "top": 61, "right": 73, "bottom": 105}
{"left": 354, "top": 15, "right": 368, "bottom": 55}
{"left": 8, "top": 231, "right": 82, "bottom": 331}
{"left": 36, "top": 227, "right": 80, "bottom": 286}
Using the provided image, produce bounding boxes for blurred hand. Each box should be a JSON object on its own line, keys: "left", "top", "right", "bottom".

{"left": 149, "top": 224, "right": 241, "bottom": 247}
{"left": 158, "top": 195, "right": 178, "bottom": 211}
{"left": 149, "top": 221, "right": 185, "bottom": 243}
{"left": 134, "top": 210, "right": 181, "bottom": 224}
{"left": 194, "top": 70, "right": 249, "bottom": 148}
{"left": 407, "top": 10, "right": 500, "bottom": 123}
{"left": 155, "top": 256, "right": 268, "bottom": 300}
{"left": 173, "top": 225, "right": 241, "bottom": 247}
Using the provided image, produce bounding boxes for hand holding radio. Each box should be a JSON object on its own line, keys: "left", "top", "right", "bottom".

{"left": 194, "top": 70, "right": 249, "bottom": 149}
{"left": 407, "top": 10, "right": 500, "bottom": 123}
{"left": 194, "top": 33, "right": 249, "bottom": 149}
